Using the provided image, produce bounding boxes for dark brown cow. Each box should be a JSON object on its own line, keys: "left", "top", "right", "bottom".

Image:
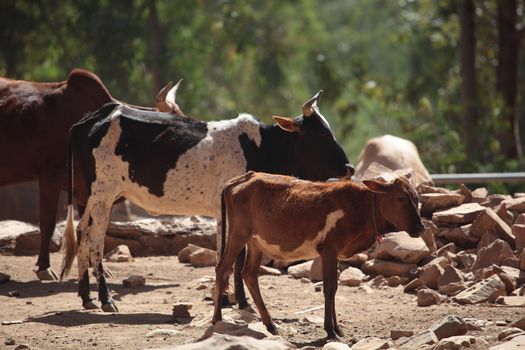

{"left": 213, "top": 171, "right": 424, "bottom": 339}
{"left": 0, "top": 69, "right": 180, "bottom": 280}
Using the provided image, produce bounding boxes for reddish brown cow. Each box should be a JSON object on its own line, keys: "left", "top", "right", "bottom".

{"left": 213, "top": 171, "right": 424, "bottom": 339}
{"left": 0, "top": 69, "right": 181, "bottom": 280}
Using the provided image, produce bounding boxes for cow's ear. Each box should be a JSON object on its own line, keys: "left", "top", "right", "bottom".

{"left": 363, "top": 180, "right": 389, "bottom": 193}
{"left": 273, "top": 116, "right": 301, "bottom": 133}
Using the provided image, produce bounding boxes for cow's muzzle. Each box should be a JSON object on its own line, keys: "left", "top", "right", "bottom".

{"left": 344, "top": 163, "right": 355, "bottom": 179}
{"left": 408, "top": 222, "right": 426, "bottom": 238}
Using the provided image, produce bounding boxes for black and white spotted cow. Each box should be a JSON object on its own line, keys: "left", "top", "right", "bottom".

{"left": 60, "top": 91, "right": 352, "bottom": 312}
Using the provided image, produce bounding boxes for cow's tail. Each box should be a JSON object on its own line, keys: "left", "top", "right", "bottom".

{"left": 60, "top": 134, "right": 77, "bottom": 280}
{"left": 220, "top": 186, "right": 227, "bottom": 257}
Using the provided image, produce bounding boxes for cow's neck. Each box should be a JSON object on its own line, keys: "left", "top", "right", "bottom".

{"left": 371, "top": 192, "right": 392, "bottom": 235}
{"left": 242, "top": 124, "right": 297, "bottom": 174}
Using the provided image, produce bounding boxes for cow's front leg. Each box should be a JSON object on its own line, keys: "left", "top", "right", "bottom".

{"left": 89, "top": 201, "right": 117, "bottom": 313}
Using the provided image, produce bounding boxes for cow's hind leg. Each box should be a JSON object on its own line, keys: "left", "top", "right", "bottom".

{"left": 242, "top": 241, "right": 277, "bottom": 335}
{"left": 77, "top": 218, "right": 98, "bottom": 309}
{"left": 212, "top": 232, "right": 248, "bottom": 324}
{"left": 234, "top": 247, "right": 250, "bottom": 309}
{"left": 35, "top": 178, "right": 61, "bottom": 280}
{"left": 320, "top": 250, "right": 342, "bottom": 339}
{"left": 88, "top": 200, "right": 117, "bottom": 312}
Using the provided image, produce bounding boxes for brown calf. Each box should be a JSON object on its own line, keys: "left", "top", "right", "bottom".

{"left": 213, "top": 171, "right": 424, "bottom": 339}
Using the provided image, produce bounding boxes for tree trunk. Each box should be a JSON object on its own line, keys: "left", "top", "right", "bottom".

{"left": 148, "top": 0, "right": 162, "bottom": 100}
{"left": 458, "top": 0, "right": 478, "bottom": 158}
{"left": 496, "top": 0, "right": 521, "bottom": 159}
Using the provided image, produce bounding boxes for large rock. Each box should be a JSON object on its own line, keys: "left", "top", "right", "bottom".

{"left": 502, "top": 197, "right": 525, "bottom": 213}
{"left": 432, "top": 203, "right": 485, "bottom": 226}
{"left": 438, "top": 265, "right": 464, "bottom": 289}
{"left": 420, "top": 193, "right": 465, "bottom": 217}
{"left": 420, "top": 220, "right": 438, "bottom": 252}
{"left": 418, "top": 262, "right": 445, "bottom": 290}
{"left": 471, "top": 239, "right": 516, "bottom": 271}
{"left": 453, "top": 274, "right": 506, "bottom": 304}
{"left": 104, "top": 217, "right": 216, "bottom": 256}
{"left": 513, "top": 223, "right": 525, "bottom": 251}
{"left": 162, "top": 334, "right": 294, "bottom": 350}
{"left": 0, "top": 220, "right": 61, "bottom": 255}
{"left": 339, "top": 267, "right": 365, "bottom": 286}
{"left": 437, "top": 225, "right": 478, "bottom": 248}
{"left": 470, "top": 208, "right": 515, "bottom": 247}
{"left": 361, "top": 259, "right": 417, "bottom": 278}
{"left": 369, "top": 231, "right": 430, "bottom": 264}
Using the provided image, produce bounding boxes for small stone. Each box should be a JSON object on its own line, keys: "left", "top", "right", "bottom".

{"left": 189, "top": 247, "right": 217, "bottom": 267}
{"left": 14, "top": 345, "right": 31, "bottom": 350}
{"left": 177, "top": 244, "right": 201, "bottom": 263}
{"left": 0, "top": 272, "right": 10, "bottom": 284}
{"left": 429, "top": 315, "right": 468, "bottom": 340}
{"left": 322, "top": 341, "right": 351, "bottom": 350}
{"left": 390, "top": 330, "right": 414, "bottom": 340}
{"left": 5, "top": 337, "right": 15, "bottom": 345}
{"left": 122, "top": 275, "right": 145, "bottom": 288}
{"left": 417, "top": 288, "right": 442, "bottom": 307}
{"left": 172, "top": 303, "right": 192, "bottom": 319}
{"left": 8, "top": 290, "right": 20, "bottom": 297}
{"left": 434, "top": 335, "right": 476, "bottom": 350}
{"left": 310, "top": 257, "right": 323, "bottom": 281}
{"left": 498, "top": 327, "right": 525, "bottom": 341}
{"left": 397, "top": 330, "right": 437, "bottom": 348}
{"left": 258, "top": 265, "right": 281, "bottom": 276}
{"left": 350, "top": 337, "right": 389, "bottom": 350}
{"left": 146, "top": 329, "right": 181, "bottom": 338}
{"left": 339, "top": 267, "right": 365, "bottom": 286}
{"left": 104, "top": 244, "right": 133, "bottom": 262}
{"left": 288, "top": 261, "right": 313, "bottom": 279}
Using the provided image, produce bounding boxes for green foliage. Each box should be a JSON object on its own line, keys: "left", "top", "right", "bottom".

{"left": 1, "top": 0, "right": 524, "bottom": 179}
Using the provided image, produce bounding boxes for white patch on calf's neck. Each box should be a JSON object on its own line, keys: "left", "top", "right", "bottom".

{"left": 253, "top": 209, "right": 345, "bottom": 262}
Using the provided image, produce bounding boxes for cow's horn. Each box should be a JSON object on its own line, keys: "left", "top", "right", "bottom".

{"left": 156, "top": 81, "right": 174, "bottom": 112}
{"left": 303, "top": 90, "right": 323, "bottom": 117}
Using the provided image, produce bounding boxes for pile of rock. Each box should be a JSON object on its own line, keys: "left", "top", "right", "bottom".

{"left": 282, "top": 184, "right": 525, "bottom": 308}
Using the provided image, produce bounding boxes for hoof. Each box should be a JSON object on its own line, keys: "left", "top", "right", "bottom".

{"left": 101, "top": 302, "right": 119, "bottom": 313}
{"left": 83, "top": 300, "right": 100, "bottom": 310}
{"left": 334, "top": 326, "right": 344, "bottom": 337}
{"left": 103, "top": 265, "right": 115, "bottom": 279}
{"left": 35, "top": 268, "right": 59, "bottom": 281}
{"left": 265, "top": 323, "right": 279, "bottom": 335}
{"left": 325, "top": 331, "right": 341, "bottom": 341}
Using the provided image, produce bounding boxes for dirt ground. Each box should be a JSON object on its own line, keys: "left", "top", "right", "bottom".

{"left": 0, "top": 253, "right": 522, "bottom": 350}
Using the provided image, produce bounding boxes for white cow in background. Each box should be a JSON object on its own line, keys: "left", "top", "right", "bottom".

{"left": 355, "top": 134, "right": 433, "bottom": 188}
